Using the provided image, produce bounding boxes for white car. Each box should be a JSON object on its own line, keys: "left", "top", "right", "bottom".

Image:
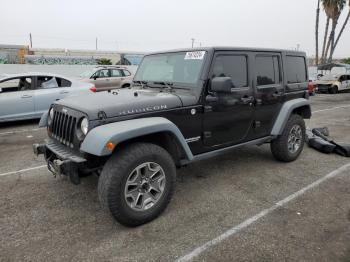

{"left": 0, "top": 72, "right": 96, "bottom": 122}
{"left": 316, "top": 74, "right": 350, "bottom": 94}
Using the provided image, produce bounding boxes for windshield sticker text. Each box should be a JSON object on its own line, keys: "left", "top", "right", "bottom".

{"left": 185, "top": 51, "right": 206, "bottom": 60}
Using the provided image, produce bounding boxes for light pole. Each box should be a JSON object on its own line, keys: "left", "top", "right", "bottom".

{"left": 191, "top": 38, "right": 195, "bottom": 48}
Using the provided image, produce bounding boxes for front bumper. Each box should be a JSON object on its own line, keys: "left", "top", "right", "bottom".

{"left": 33, "top": 139, "right": 86, "bottom": 184}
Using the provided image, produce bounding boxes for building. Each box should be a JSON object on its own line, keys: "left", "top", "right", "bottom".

{"left": 0, "top": 44, "right": 29, "bottom": 64}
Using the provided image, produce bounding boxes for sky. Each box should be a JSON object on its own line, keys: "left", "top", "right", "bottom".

{"left": 1, "top": 0, "right": 350, "bottom": 57}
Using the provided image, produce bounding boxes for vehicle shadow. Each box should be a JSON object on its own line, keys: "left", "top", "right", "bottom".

{"left": 0, "top": 119, "right": 40, "bottom": 128}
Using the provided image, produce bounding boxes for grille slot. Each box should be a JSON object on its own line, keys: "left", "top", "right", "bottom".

{"left": 51, "top": 110, "right": 77, "bottom": 147}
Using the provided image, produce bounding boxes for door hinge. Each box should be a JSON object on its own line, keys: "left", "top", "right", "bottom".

{"left": 253, "top": 121, "right": 261, "bottom": 128}
{"left": 204, "top": 105, "right": 212, "bottom": 113}
{"left": 203, "top": 131, "right": 212, "bottom": 138}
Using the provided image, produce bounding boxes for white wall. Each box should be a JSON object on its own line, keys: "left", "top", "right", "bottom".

{"left": 0, "top": 64, "right": 138, "bottom": 78}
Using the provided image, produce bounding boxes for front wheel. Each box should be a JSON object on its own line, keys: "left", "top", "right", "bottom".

{"left": 329, "top": 85, "right": 338, "bottom": 94}
{"left": 98, "top": 143, "right": 176, "bottom": 227}
{"left": 271, "top": 114, "right": 305, "bottom": 162}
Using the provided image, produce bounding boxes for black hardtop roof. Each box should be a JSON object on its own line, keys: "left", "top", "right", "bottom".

{"left": 147, "top": 47, "right": 306, "bottom": 56}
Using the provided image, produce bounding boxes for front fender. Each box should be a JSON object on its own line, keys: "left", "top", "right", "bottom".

{"left": 80, "top": 117, "right": 194, "bottom": 160}
{"left": 271, "top": 98, "right": 311, "bottom": 136}
{"left": 38, "top": 111, "right": 48, "bottom": 128}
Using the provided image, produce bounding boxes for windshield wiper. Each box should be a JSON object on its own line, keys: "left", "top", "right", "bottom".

{"left": 149, "top": 81, "right": 190, "bottom": 91}
{"left": 133, "top": 80, "right": 148, "bottom": 88}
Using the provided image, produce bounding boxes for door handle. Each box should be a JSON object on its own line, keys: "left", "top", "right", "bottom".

{"left": 21, "top": 94, "right": 32, "bottom": 98}
{"left": 60, "top": 91, "right": 69, "bottom": 94}
{"left": 240, "top": 96, "right": 254, "bottom": 104}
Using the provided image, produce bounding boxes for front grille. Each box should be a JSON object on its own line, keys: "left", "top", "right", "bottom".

{"left": 51, "top": 110, "right": 77, "bottom": 148}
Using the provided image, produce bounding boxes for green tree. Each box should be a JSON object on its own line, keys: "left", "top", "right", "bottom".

{"left": 342, "top": 57, "right": 350, "bottom": 64}
{"left": 315, "top": 0, "right": 321, "bottom": 65}
{"left": 329, "top": 0, "right": 350, "bottom": 61}
{"left": 97, "top": 58, "right": 112, "bottom": 65}
{"left": 320, "top": 0, "right": 347, "bottom": 63}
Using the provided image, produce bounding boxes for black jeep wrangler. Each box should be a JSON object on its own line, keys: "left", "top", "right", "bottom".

{"left": 34, "top": 47, "right": 311, "bottom": 227}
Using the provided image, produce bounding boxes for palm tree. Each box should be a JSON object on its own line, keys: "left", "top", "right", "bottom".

{"left": 328, "top": 0, "right": 350, "bottom": 61}
{"left": 321, "top": 0, "right": 333, "bottom": 63}
{"left": 322, "top": 0, "right": 346, "bottom": 63}
{"left": 316, "top": 0, "right": 321, "bottom": 65}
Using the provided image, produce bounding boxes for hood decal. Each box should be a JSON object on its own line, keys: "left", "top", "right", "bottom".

{"left": 119, "top": 105, "right": 168, "bottom": 116}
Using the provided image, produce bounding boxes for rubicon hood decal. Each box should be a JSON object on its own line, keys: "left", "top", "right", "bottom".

{"left": 119, "top": 105, "right": 168, "bottom": 116}
{"left": 55, "top": 89, "right": 181, "bottom": 120}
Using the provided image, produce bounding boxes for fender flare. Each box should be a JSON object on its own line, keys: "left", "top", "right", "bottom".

{"left": 80, "top": 117, "right": 194, "bottom": 160}
{"left": 39, "top": 111, "right": 48, "bottom": 128}
{"left": 271, "top": 98, "right": 311, "bottom": 136}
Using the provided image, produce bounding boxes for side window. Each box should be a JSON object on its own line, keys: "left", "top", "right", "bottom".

{"left": 37, "top": 76, "right": 58, "bottom": 89}
{"left": 111, "top": 69, "right": 122, "bottom": 77}
{"left": 285, "top": 56, "right": 307, "bottom": 84}
{"left": 123, "top": 70, "right": 131, "bottom": 76}
{"left": 94, "top": 69, "right": 110, "bottom": 78}
{"left": 255, "top": 55, "right": 281, "bottom": 86}
{"left": 211, "top": 55, "right": 248, "bottom": 88}
{"left": 0, "top": 77, "right": 32, "bottom": 92}
{"left": 56, "top": 77, "right": 72, "bottom": 87}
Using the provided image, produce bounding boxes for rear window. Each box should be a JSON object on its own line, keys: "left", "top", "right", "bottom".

{"left": 285, "top": 56, "right": 307, "bottom": 84}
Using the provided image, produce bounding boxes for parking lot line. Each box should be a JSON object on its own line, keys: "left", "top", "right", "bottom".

{"left": 176, "top": 162, "right": 350, "bottom": 262}
{"left": 0, "top": 128, "right": 40, "bottom": 136}
{"left": 0, "top": 165, "right": 46, "bottom": 177}
{"left": 313, "top": 104, "right": 350, "bottom": 114}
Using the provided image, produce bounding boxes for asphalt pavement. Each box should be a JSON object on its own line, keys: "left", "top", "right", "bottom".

{"left": 1, "top": 93, "right": 350, "bottom": 262}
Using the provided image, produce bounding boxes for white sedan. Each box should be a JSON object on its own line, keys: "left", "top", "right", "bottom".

{"left": 0, "top": 72, "right": 96, "bottom": 122}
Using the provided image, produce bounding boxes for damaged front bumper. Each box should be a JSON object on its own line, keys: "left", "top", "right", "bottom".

{"left": 33, "top": 139, "right": 86, "bottom": 184}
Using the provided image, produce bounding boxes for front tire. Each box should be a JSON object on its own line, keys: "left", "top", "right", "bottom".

{"left": 271, "top": 114, "right": 305, "bottom": 162}
{"left": 98, "top": 143, "right": 176, "bottom": 227}
{"left": 329, "top": 85, "right": 338, "bottom": 94}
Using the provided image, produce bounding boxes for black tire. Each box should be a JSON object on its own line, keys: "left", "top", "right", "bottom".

{"left": 329, "top": 86, "right": 338, "bottom": 94}
{"left": 270, "top": 114, "right": 305, "bottom": 162}
{"left": 98, "top": 143, "right": 176, "bottom": 227}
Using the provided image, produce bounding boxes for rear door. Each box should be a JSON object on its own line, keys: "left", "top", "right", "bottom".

{"left": 109, "top": 69, "right": 123, "bottom": 88}
{"left": 0, "top": 77, "right": 35, "bottom": 121}
{"left": 252, "top": 53, "right": 284, "bottom": 138}
{"left": 33, "top": 76, "right": 67, "bottom": 116}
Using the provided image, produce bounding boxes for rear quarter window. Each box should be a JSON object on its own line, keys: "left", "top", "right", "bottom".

{"left": 285, "top": 56, "right": 307, "bottom": 84}
{"left": 56, "top": 77, "right": 72, "bottom": 87}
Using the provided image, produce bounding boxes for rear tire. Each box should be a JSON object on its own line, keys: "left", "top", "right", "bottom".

{"left": 271, "top": 114, "right": 305, "bottom": 162}
{"left": 98, "top": 143, "right": 176, "bottom": 227}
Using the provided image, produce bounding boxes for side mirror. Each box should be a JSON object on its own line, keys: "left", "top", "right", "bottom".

{"left": 93, "top": 76, "right": 98, "bottom": 80}
{"left": 211, "top": 77, "right": 233, "bottom": 93}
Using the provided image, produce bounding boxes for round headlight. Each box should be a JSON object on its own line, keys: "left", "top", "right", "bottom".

{"left": 80, "top": 118, "right": 89, "bottom": 135}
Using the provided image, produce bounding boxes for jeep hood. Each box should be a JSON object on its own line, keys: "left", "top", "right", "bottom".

{"left": 55, "top": 89, "right": 186, "bottom": 120}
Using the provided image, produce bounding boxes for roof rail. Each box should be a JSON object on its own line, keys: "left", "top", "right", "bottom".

{"left": 95, "top": 65, "right": 128, "bottom": 69}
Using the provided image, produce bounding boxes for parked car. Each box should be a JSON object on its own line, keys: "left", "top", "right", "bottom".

{"left": 80, "top": 66, "right": 133, "bottom": 91}
{"left": 0, "top": 73, "right": 96, "bottom": 122}
{"left": 315, "top": 74, "right": 350, "bottom": 94}
{"left": 308, "top": 80, "right": 316, "bottom": 96}
{"left": 34, "top": 47, "right": 311, "bottom": 226}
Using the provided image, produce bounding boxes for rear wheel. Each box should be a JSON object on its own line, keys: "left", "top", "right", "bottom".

{"left": 98, "top": 143, "right": 176, "bottom": 227}
{"left": 271, "top": 114, "right": 305, "bottom": 162}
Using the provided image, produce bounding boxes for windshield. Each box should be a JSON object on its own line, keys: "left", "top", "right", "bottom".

{"left": 134, "top": 51, "right": 206, "bottom": 85}
{"left": 320, "top": 75, "right": 338, "bottom": 81}
{"left": 80, "top": 69, "right": 96, "bottom": 78}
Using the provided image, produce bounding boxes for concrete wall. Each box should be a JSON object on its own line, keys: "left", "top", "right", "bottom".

{"left": 0, "top": 64, "right": 138, "bottom": 78}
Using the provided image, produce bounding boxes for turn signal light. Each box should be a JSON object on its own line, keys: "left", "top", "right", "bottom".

{"left": 90, "top": 86, "right": 97, "bottom": 93}
{"left": 106, "top": 142, "right": 115, "bottom": 151}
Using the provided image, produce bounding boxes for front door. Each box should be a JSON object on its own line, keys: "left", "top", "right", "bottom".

{"left": 93, "top": 69, "right": 111, "bottom": 89}
{"left": 0, "top": 77, "right": 35, "bottom": 121}
{"left": 203, "top": 52, "right": 255, "bottom": 147}
{"left": 252, "top": 53, "right": 284, "bottom": 138}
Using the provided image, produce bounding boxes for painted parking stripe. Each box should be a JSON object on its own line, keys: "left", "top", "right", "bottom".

{"left": 176, "top": 163, "right": 350, "bottom": 262}
{"left": 0, "top": 128, "right": 40, "bottom": 136}
{"left": 0, "top": 165, "right": 46, "bottom": 177}
{"left": 313, "top": 104, "right": 350, "bottom": 114}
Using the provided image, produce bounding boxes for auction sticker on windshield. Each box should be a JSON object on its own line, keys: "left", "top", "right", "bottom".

{"left": 185, "top": 51, "right": 206, "bottom": 60}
